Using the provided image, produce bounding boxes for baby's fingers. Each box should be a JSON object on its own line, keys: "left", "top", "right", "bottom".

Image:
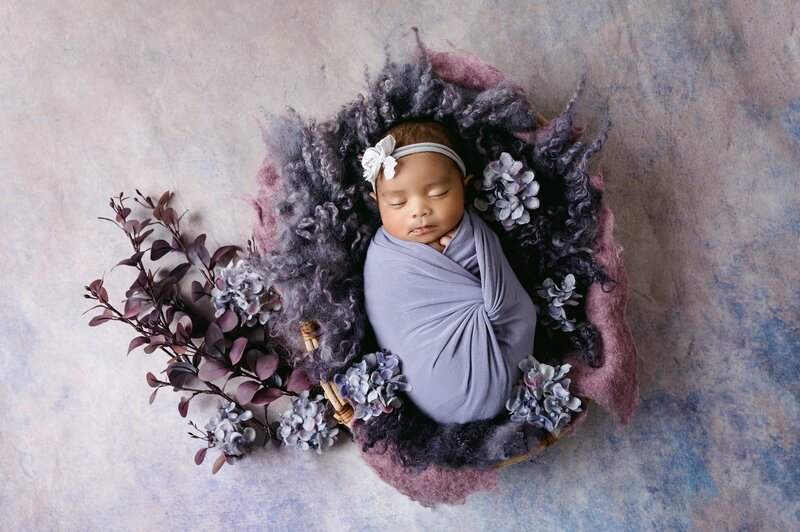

{"left": 439, "top": 229, "right": 457, "bottom": 247}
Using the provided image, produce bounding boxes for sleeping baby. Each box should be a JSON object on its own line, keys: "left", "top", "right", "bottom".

{"left": 361, "top": 120, "right": 538, "bottom": 425}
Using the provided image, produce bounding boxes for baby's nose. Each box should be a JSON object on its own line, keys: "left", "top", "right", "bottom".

{"left": 412, "top": 205, "right": 431, "bottom": 217}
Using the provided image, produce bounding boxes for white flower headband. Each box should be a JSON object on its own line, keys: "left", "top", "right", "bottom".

{"left": 360, "top": 134, "right": 467, "bottom": 192}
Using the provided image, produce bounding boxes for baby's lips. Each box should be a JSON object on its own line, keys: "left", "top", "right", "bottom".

{"left": 410, "top": 224, "right": 434, "bottom": 234}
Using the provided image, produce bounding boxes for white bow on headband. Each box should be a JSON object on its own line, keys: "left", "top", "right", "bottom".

{"left": 360, "top": 135, "right": 399, "bottom": 191}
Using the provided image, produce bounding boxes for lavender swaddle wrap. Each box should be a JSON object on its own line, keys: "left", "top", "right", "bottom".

{"left": 363, "top": 206, "right": 537, "bottom": 424}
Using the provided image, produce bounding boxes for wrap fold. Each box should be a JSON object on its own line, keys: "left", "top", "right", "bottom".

{"left": 364, "top": 206, "right": 537, "bottom": 424}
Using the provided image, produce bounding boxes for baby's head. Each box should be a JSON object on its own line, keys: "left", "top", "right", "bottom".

{"left": 366, "top": 120, "right": 473, "bottom": 246}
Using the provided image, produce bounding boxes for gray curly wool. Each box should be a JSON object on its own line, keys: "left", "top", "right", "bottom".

{"left": 252, "top": 30, "right": 614, "bottom": 469}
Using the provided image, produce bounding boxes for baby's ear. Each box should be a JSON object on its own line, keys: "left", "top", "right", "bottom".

{"left": 463, "top": 173, "right": 474, "bottom": 187}
{"left": 369, "top": 191, "right": 377, "bottom": 202}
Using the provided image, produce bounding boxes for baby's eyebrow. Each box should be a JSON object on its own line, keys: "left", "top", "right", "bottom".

{"left": 379, "top": 178, "right": 451, "bottom": 197}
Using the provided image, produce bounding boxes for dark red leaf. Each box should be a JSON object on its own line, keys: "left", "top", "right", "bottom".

{"left": 198, "top": 359, "right": 229, "bottom": 381}
{"left": 171, "top": 236, "right": 182, "bottom": 250}
{"left": 195, "top": 447, "right": 208, "bottom": 465}
{"left": 123, "top": 219, "right": 141, "bottom": 234}
{"left": 148, "top": 389, "right": 158, "bottom": 404}
{"left": 187, "top": 243, "right": 211, "bottom": 269}
{"left": 130, "top": 270, "right": 148, "bottom": 293}
{"left": 245, "top": 349, "right": 261, "bottom": 371}
{"left": 150, "top": 240, "right": 172, "bottom": 261}
{"left": 165, "top": 306, "right": 176, "bottom": 326}
{"left": 204, "top": 323, "right": 224, "bottom": 357}
{"left": 229, "top": 337, "right": 247, "bottom": 365}
{"left": 123, "top": 298, "right": 142, "bottom": 318}
{"left": 146, "top": 372, "right": 160, "bottom": 387}
{"left": 157, "top": 191, "right": 171, "bottom": 209}
{"left": 115, "top": 207, "right": 131, "bottom": 223}
{"left": 144, "top": 334, "right": 167, "bottom": 354}
{"left": 89, "top": 279, "right": 103, "bottom": 292}
{"left": 210, "top": 245, "right": 240, "bottom": 267}
{"left": 135, "top": 228, "right": 154, "bottom": 245}
{"left": 114, "top": 251, "right": 145, "bottom": 270}
{"left": 217, "top": 309, "right": 238, "bottom": 333}
{"left": 166, "top": 361, "right": 197, "bottom": 387}
{"left": 162, "top": 207, "right": 178, "bottom": 227}
{"left": 98, "top": 287, "right": 109, "bottom": 304}
{"left": 128, "top": 336, "right": 148, "bottom": 355}
{"left": 178, "top": 396, "right": 190, "bottom": 418}
{"left": 176, "top": 315, "right": 193, "bottom": 337}
{"left": 149, "top": 334, "right": 167, "bottom": 346}
{"left": 193, "top": 234, "right": 207, "bottom": 248}
{"left": 255, "top": 353, "right": 279, "bottom": 381}
{"left": 251, "top": 387, "right": 283, "bottom": 405}
{"left": 88, "top": 314, "right": 113, "bottom": 327}
{"left": 146, "top": 308, "right": 160, "bottom": 326}
{"left": 191, "top": 280, "right": 207, "bottom": 302}
{"left": 235, "top": 380, "right": 260, "bottom": 404}
{"left": 211, "top": 453, "right": 226, "bottom": 474}
{"left": 152, "top": 277, "right": 175, "bottom": 301}
{"left": 169, "top": 263, "right": 192, "bottom": 283}
{"left": 175, "top": 321, "right": 192, "bottom": 342}
{"left": 285, "top": 368, "right": 312, "bottom": 392}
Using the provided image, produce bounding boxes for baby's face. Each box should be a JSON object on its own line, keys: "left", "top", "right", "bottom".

{"left": 369, "top": 151, "right": 473, "bottom": 246}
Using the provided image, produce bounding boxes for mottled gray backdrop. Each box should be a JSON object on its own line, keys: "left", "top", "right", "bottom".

{"left": 1, "top": 1, "right": 798, "bottom": 530}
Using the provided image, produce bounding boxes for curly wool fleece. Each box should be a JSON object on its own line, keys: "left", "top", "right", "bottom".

{"left": 252, "top": 30, "right": 614, "bottom": 470}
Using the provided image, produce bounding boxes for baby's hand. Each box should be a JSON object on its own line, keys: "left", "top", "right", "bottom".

{"left": 427, "top": 228, "right": 457, "bottom": 253}
{"left": 439, "top": 229, "right": 457, "bottom": 249}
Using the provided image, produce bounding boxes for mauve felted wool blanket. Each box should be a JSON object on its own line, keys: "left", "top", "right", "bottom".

{"left": 363, "top": 205, "right": 537, "bottom": 424}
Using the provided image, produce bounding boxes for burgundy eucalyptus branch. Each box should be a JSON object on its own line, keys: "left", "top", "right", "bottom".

{"left": 84, "top": 191, "right": 313, "bottom": 473}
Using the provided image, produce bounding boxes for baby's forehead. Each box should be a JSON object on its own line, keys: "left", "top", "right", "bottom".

{"left": 376, "top": 152, "right": 460, "bottom": 194}
{"left": 377, "top": 172, "right": 452, "bottom": 195}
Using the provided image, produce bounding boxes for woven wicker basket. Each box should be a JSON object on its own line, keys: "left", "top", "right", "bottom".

{"left": 297, "top": 111, "right": 590, "bottom": 469}
{"left": 300, "top": 322, "right": 589, "bottom": 469}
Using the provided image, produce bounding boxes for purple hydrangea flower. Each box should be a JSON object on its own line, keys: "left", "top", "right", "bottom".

{"left": 211, "top": 258, "right": 282, "bottom": 327}
{"left": 506, "top": 355, "right": 581, "bottom": 436}
{"left": 474, "top": 152, "right": 540, "bottom": 230}
{"left": 536, "top": 274, "right": 582, "bottom": 332}
{"left": 333, "top": 350, "right": 411, "bottom": 422}
{"left": 277, "top": 390, "right": 338, "bottom": 453}
{"left": 204, "top": 401, "right": 257, "bottom": 457}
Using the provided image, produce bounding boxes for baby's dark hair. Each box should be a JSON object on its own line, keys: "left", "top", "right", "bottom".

{"left": 375, "top": 119, "right": 467, "bottom": 192}
{"left": 382, "top": 119, "right": 461, "bottom": 152}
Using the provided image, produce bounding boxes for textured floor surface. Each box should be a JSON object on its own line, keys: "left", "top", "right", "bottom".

{"left": 1, "top": 1, "right": 798, "bottom": 530}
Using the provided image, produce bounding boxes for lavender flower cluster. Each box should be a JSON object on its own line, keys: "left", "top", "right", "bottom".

{"left": 333, "top": 350, "right": 412, "bottom": 422}
{"left": 211, "top": 258, "right": 282, "bottom": 327}
{"left": 473, "top": 152, "right": 540, "bottom": 230}
{"left": 204, "top": 401, "right": 258, "bottom": 457}
{"left": 277, "top": 390, "right": 339, "bottom": 453}
{"left": 506, "top": 355, "right": 582, "bottom": 436}
{"left": 537, "top": 274, "right": 582, "bottom": 332}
